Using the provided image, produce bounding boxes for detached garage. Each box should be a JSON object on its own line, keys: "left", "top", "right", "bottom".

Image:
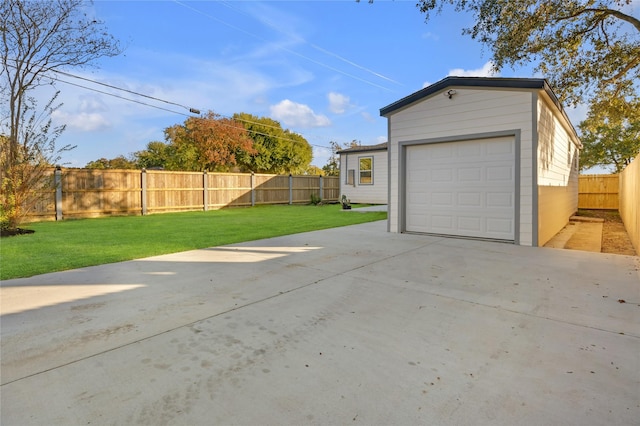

{"left": 380, "top": 77, "right": 582, "bottom": 246}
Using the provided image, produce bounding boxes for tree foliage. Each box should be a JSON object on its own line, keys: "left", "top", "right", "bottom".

{"left": 414, "top": 0, "right": 639, "bottom": 170}
{"left": 132, "top": 141, "right": 173, "bottom": 170}
{"left": 1, "top": 0, "right": 121, "bottom": 230}
{"left": 416, "top": 0, "right": 639, "bottom": 105}
{"left": 322, "top": 140, "right": 361, "bottom": 177}
{"left": 578, "top": 92, "right": 639, "bottom": 172}
{"left": 163, "top": 111, "right": 256, "bottom": 172}
{"left": 86, "top": 155, "right": 137, "bottom": 170}
{"left": 233, "top": 113, "right": 313, "bottom": 174}
{"left": 94, "top": 114, "right": 315, "bottom": 173}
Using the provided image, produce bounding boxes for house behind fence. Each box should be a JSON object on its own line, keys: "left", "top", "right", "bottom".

{"left": 25, "top": 169, "right": 340, "bottom": 222}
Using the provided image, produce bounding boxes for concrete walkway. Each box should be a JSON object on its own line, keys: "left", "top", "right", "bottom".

{"left": 544, "top": 216, "right": 605, "bottom": 253}
{"left": 1, "top": 221, "right": 639, "bottom": 425}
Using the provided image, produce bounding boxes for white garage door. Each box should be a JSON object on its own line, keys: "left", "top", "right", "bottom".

{"left": 405, "top": 137, "right": 515, "bottom": 241}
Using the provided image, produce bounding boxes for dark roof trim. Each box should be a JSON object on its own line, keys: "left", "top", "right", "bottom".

{"left": 379, "top": 76, "right": 580, "bottom": 145}
{"left": 337, "top": 142, "right": 388, "bottom": 154}
{"left": 380, "top": 76, "right": 555, "bottom": 116}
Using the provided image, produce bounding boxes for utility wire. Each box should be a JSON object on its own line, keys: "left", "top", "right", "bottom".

{"left": 47, "top": 73, "right": 330, "bottom": 149}
{"left": 49, "top": 76, "right": 193, "bottom": 117}
{"left": 51, "top": 69, "right": 201, "bottom": 114}
{"left": 8, "top": 59, "right": 332, "bottom": 150}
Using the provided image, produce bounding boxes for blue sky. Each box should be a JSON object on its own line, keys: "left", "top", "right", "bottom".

{"left": 44, "top": 0, "right": 588, "bottom": 169}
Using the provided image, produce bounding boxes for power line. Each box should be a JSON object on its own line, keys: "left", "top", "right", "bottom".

{"left": 46, "top": 72, "right": 330, "bottom": 149}
{"left": 5, "top": 59, "right": 334, "bottom": 150}
{"left": 51, "top": 69, "right": 201, "bottom": 114}
{"left": 47, "top": 75, "right": 194, "bottom": 117}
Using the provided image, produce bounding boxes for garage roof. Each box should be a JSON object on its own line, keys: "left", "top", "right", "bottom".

{"left": 337, "top": 142, "right": 388, "bottom": 154}
{"left": 379, "top": 76, "right": 559, "bottom": 117}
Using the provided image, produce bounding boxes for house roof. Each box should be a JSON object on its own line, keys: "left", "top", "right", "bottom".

{"left": 380, "top": 76, "right": 559, "bottom": 116}
{"left": 337, "top": 142, "right": 388, "bottom": 154}
{"left": 379, "top": 76, "right": 580, "bottom": 146}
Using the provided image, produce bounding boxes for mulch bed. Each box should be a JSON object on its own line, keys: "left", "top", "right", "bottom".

{"left": 0, "top": 228, "right": 35, "bottom": 237}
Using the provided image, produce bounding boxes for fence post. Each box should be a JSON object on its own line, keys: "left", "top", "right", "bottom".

{"left": 55, "top": 166, "right": 63, "bottom": 221}
{"left": 251, "top": 172, "right": 255, "bottom": 207}
{"left": 289, "top": 174, "right": 293, "bottom": 205}
{"left": 203, "top": 170, "right": 208, "bottom": 211}
{"left": 141, "top": 169, "right": 147, "bottom": 216}
{"left": 319, "top": 175, "right": 323, "bottom": 201}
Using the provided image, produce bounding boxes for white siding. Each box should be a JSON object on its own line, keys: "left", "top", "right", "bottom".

{"left": 339, "top": 150, "right": 388, "bottom": 204}
{"left": 537, "top": 95, "right": 580, "bottom": 246}
{"left": 387, "top": 87, "right": 535, "bottom": 246}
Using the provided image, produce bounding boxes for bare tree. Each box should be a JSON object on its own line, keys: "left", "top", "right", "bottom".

{"left": 1, "top": 0, "right": 121, "bottom": 231}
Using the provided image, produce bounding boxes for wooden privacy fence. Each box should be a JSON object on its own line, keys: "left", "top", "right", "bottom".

{"left": 578, "top": 174, "right": 619, "bottom": 209}
{"left": 25, "top": 168, "right": 340, "bottom": 222}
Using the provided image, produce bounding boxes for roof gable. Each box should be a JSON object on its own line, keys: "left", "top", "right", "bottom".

{"left": 380, "top": 76, "right": 557, "bottom": 117}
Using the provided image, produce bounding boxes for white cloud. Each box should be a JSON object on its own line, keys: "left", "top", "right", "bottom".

{"left": 270, "top": 99, "right": 330, "bottom": 128}
{"left": 448, "top": 61, "right": 499, "bottom": 77}
{"left": 52, "top": 110, "right": 111, "bottom": 132}
{"left": 328, "top": 92, "right": 351, "bottom": 114}
{"left": 361, "top": 111, "right": 376, "bottom": 123}
{"left": 422, "top": 81, "right": 432, "bottom": 88}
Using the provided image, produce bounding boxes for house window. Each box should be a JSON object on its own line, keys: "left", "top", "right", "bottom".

{"left": 359, "top": 156, "right": 373, "bottom": 185}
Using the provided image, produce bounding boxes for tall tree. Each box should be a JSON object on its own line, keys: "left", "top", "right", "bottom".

{"left": 233, "top": 113, "right": 313, "bottom": 174}
{"left": 413, "top": 0, "right": 639, "bottom": 169}
{"left": 1, "top": 0, "right": 121, "bottom": 231}
{"left": 578, "top": 92, "right": 640, "bottom": 172}
{"left": 322, "top": 140, "right": 360, "bottom": 177}
{"left": 85, "top": 155, "right": 137, "bottom": 170}
{"left": 416, "top": 0, "right": 639, "bottom": 105}
{"left": 164, "top": 111, "right": 256, "bottom": 172}
{"left": 133, "top": 141, "right": 174, "bottom": 170}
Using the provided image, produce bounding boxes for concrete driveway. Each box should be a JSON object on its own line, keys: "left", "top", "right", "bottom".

{"left": 1, "top": 220, "right": 639, "bottom": 425}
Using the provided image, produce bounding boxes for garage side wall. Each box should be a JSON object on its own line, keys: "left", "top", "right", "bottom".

{"left": 387, "top": 88, "right": 535, "bottom": 245}
{"left": 536, "top": 96, "right": 580, "bottom": 246}
{"left": 339, "top": 150, "right": 388, "bottom": 204}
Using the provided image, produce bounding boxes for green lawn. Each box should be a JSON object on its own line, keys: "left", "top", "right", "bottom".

{"left": 0, "top": 204, "right": 386, "bottom": 280}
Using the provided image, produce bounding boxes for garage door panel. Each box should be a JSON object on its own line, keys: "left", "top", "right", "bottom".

{"left": 459, "top": 143, "right": 482, "bottom": 157}
{"left": 405, "top": 137, "right": 515, "bottom": 241}
{"left": 458, "top": 167, "right": 482, "bottom": 181}
{"left": 431, "top": 169, "right": 453, "bottom": 182}
{"left": 430, "top": 144, "right": 454, "bottom": 159}
{"left": 458, "top": 217, "right": 482, "bottom": 233}
{"left": 487, "top": 218, "right": 513, "bottom": 234}
{"left": 486, "top": 165, "right": 512, "bottom": 181}
{"left": 458, "top": 192, "right": 481, "bottom": 207}
{"left": 431, "top": 215, "right": 454, "bottom": 231}
{"left": 487, "top": 192, "right": 513, "bottom": 208}
{"left": 432, "top": 192, "right": 453, "bottom": 207}
{"left": 486, "top": 139, "right": 514, "bottom": 155}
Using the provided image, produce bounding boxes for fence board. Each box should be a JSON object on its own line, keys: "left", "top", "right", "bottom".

{"left": 146, "top": 171, "right": 203, "bottom": 213}
{"left": 619, "top": 157, "right": 640, "bottom": 255}
{"left": 61, "top": 169, "right": 142, "bottom": 218}
{"left": 578, "top": 174, "right": 619, "bottom": 209}
{"left": 25, "top": 169, "right": 57, "bottom": 221}
{"left": 23, "top": 169, "right": 340, "bottom": 222}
